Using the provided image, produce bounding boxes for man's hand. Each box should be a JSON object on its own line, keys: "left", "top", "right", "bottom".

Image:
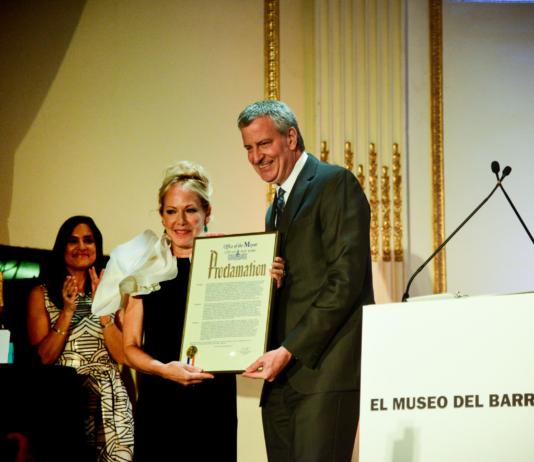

{"left": 269, "top": 257, "right": 285, "bottom": 289}
{"left": 242, "top": 346, "right": 293, "bottom": 382}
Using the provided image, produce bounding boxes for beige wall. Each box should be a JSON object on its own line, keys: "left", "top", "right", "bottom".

{"left": 1, "top": 1, "right": 305, "bottom": 461}
{"left": 10, "top": 0, "right": 534, "bottom": 458}
{"left": 3, "top": 0, "right": 306, "bottom": 253}
{"left": 405, "top": 0, "right": 434, "bottom": 297}
{"left": 442, "top": 2, "right": 534, "bottom": 296}
{"left": 404, "top": 0, "right": 534, "bottom": 298}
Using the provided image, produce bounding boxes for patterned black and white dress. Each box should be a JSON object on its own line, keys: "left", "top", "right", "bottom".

{"left": 43, "top": 284, "right": 135, "bottom": 462}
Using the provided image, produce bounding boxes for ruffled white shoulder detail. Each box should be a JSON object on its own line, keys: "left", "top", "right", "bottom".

{"left": 92, "top": 230, "right": 177, "bottom": 316}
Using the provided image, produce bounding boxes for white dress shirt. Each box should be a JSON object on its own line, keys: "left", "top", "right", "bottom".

{"left": 275, "top": 152, "right": 308, "bottom": 226}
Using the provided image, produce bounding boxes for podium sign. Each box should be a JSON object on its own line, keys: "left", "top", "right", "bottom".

{"left": 361, "top": 293, "right": 534, "bottom": 462}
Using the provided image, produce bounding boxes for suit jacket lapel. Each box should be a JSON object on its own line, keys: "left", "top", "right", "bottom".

{"left": 277, "top": 154, "right": 318, "bottom": 250}
{"left": 266, "top": 202, "right": 276, "bottom": 232}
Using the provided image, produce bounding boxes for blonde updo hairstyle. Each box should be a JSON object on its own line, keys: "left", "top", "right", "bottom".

{"left": 158, "top": 161, "right": 212, "bottom": 215}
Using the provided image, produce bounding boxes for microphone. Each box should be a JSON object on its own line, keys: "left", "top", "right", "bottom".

{"left": 402, "top": 162, "right": 503, "bottom": 302}
{"left": 402, "top": 161, "right": 534, "bottom": 302}
{"left": 491, "top": 161, "right": 500, "bottom": 181}
{"left": 501, "top": 166, "right": 512, "bottom": 180}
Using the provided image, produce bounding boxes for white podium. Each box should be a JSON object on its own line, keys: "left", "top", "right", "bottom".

{"left": 360, "top": 292, "right": 534, "bottom": 462}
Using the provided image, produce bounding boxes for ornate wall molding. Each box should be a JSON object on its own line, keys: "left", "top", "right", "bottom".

{"left": 264, "top": 0, "right": 280, "bottom": 101}
{"left": 344, "top": 142, "right": 354, "bottom": 172}
{"left": 304, "top": 0, "right": 405, "bottom": 302}
{"left": 320, "top": 141, "right": 330, "bottom": 163}
{"left": 381, "top": 166, "right": 391, "bottom": 262}
{"left": 392, "top": 143, "right": 403, "bottom": 262}
{"left": 429, "top": 0, "right": 447, "bottom": 293}
{"left": 369, "top": 143, "right": 379, "bottom": 262}
{"left": 264, "top": 0, "right": 279, "bottom": 207}
{"left": 356, "top": 164, "right": 365, "bottom": 191}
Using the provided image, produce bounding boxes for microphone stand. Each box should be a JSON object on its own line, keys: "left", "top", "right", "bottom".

{"left": 402, "top": 183, "right": 500, "bottom": 302}
{"left": 402, "top": 162, "right": 534, "bottom": 302}
{"left": 498, "top": 183, "right": 534, "bottom": 245}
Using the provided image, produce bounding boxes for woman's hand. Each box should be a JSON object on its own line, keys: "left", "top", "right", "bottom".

{"left": 28, "top": 285, "right": 73, "bottom": 364}
{"left": 99, "top": 310, "right": 124, "bottom": 364}
{"left": 89, "top": 267, "right": 105, "bottom": 301}
{"left": 123, "top": 296, "right": 211, "bottom": 384}
{"left": 161, "top": 361, "right": 215, "bottom": 386}
{"left": 62, "top": 276, "right": 78, "bottom": 312}
{"left": 270, "top": 256, "right": 286, "bottom": 289}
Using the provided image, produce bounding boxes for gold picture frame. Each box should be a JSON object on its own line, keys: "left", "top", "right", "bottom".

{"left": 429, "top": 0, "right": 446, "bottom": 294}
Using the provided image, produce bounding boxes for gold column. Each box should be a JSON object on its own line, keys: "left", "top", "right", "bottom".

{"left": 369, "top": 143, "right": 379, "bottom": 262}
{"left": 306, "top": 0, "right": 406, "bottom": 302}
{"left": 357, "top": 164, "right": 365, "bottom": 192}
{"left": 381, "top": 166, "right": 391, "bottom": 262}
{"left": 344, "top": 142, "right": 354, "bottom": 172}
{"left": 429, "top": 0, "right": 446, "bottom": 293}
{"left": 392, "top": 144, "right": 403, "bottom": 262}
{"left": 264, "top": 0, "right": 280, "bottom": 206}
{"left": 264, "top": 0, "right": 280, "bottom": 101}
{"left": 320, "top": 141, "right": 330, "bottom": 163}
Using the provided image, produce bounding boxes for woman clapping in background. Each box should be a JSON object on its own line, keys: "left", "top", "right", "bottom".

{"left": 27, "top": 216, "right": 134, "bottom": 461}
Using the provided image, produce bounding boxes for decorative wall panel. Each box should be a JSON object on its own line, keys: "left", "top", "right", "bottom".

{"left": 309, "top": 0, "right": 405, "bottom": 303}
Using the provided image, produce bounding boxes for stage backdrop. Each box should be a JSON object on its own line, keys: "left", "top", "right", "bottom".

{"left": 1, "top": 2, "right": 306, "bottom": 461}
{"left": 442, "top": 2, "right": 534, "bottom": 297}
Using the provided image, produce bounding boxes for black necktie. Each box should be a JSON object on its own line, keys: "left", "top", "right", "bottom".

{"left": 276, "top": 188, "right": 285, "bottom": 227}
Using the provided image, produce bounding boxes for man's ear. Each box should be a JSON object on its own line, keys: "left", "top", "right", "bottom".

{"left": 287, "top": 127, "right": 298, "bottom": 150}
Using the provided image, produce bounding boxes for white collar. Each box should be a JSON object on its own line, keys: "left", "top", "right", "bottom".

{"left": 276, "top": 152, "right": 308, "bottom": 199}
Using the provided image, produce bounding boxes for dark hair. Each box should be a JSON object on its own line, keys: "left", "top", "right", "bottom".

{"left": 47, "top": 216, "right": 104, "bottom": 309}
{"left": 237, "top": 100, "right": 306, "bottom": 152}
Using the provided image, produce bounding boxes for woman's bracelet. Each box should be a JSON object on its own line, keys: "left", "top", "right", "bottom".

{"left": 101, "top": 320, "right": 114, "bottom": 329}
{"left": 52, "top": 326, "right": 67, "bottom": 335}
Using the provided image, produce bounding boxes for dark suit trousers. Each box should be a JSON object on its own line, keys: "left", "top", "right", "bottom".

{"left": 262, "top": 379, "right": 360, "bottom": 462}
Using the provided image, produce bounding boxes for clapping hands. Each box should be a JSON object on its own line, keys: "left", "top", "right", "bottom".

{"left": 62, "top": 276, "right": 78, "bottom": 312}
{"left": 89, "top": 267, "right": 105, "bottom": 302}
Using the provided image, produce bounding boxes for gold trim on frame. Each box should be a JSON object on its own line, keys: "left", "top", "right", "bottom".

{"left": 357, "top": 164, "right": 365, "bottom": 192}
{"left": 264, "top": 0, "right": 280, "bottom": 207}
{"left": 381, "top": 166, "right": 391, "bottom": 262}
{"left": 264, "top": 0, "right": 280, "bottom": 101}
{"left": 267, "top": 183, "right": 276, "bottom": 206}
{"left": 369, "top": 143, "right": 379, "bottom": 262}
{"left": 429, "top": 0, "right": 446, "bottom": 293}
{"left": 344, "top": 142, "right": 354, "bottom": 172}
{"left": 320, "top": 141, "right": 330, "bottom": 163}
{"left": 392, "top": 144, "right": 403, "bottom": 262}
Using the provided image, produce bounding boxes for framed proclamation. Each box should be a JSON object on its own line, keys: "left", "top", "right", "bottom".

{"left": 179, "top": 232, "right": 280, "bottom": 373}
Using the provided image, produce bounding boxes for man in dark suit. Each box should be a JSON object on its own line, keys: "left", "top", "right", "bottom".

{"left": 239, "top": 100, "right": 374, "bottom": 462}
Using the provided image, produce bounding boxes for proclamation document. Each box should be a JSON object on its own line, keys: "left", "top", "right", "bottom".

{"left": 179, "top": 232, "right": 279, "bottom": 372}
